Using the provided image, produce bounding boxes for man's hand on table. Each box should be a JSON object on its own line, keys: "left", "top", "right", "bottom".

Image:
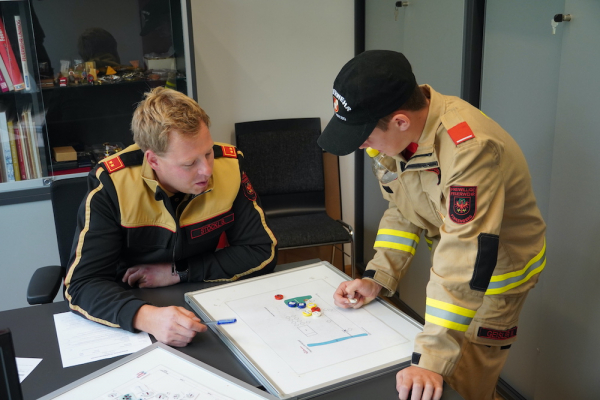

{"left": 333, "top": 278, "right": 382, "bottom": 308}
{"left": 133, "top": 305, "right": 207, "bottom": 347}
{"left": 123, "top": 262, "right": 180, "bottom": 288}
{"left": 396, "top": 366, "right": 443, "bottom": 400}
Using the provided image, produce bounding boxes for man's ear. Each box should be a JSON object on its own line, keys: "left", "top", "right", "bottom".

{"left": 391, "top": 113, "right": 411, "bottom": 132}
{"left": 145, "top": 150, "right": 160, "bottom": 171}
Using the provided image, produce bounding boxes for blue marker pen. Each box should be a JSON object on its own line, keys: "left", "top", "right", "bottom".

{"left": 203, "top": 318, "right": 237, "bottom": 325}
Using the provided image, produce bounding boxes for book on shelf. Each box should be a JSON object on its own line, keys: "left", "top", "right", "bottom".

{"left": 49, "top": 166, "right": 91, "bottom": 177}
{"left": 23, "top": 108, "right": 41, "bottom": 178}
{"left": 7, "top": 120, "right": 20, "bottom": 181}
{"left": 14, "top": 15, "right": 30, "bottom": 91}
{"left": 0, "top": 16, "right": 24, "bottom": 91}
{"left": 0, "top": 65, "right": 9, "bottom": 93}
{"left": 0, "top": 55, "right": 13, "bottom": 91}
{"left": 13, "top": 121, "right": 29, "bottom": 180}
{"left": 0, "top": 107, "right": 15, "bottom": 181}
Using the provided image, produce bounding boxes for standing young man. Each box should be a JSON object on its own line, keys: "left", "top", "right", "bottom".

{"left": 65, "top": 87, "right": 277, "bottom": 347}
{"left": 318, "top": 50, "right": 546, "bottom": 400}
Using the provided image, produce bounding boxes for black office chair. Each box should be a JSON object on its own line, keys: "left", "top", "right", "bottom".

{"left": 235, "top": 118, "right": 355, "bottom": 277}
{"left": 27, "top": 177, "right": 89, "bottom": 305}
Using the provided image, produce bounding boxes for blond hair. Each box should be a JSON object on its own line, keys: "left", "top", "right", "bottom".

{"left": 131, "top": 87, "right": 211, "bottom": 154}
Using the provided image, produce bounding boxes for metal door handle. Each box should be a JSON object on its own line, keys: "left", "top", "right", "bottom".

{"left": 554, "top": 14, "right": 572, "bottom": 22}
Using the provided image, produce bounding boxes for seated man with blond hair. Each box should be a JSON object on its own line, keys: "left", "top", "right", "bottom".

{"left": 65, "top": 87, "right": 277, "bottom": 346}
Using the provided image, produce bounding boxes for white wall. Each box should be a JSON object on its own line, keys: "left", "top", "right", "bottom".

{"left": 480, "top": 1, "right": 563, "bottom": 397}
{"left": 190, "top": 0, "right": 356, "bottom": 231}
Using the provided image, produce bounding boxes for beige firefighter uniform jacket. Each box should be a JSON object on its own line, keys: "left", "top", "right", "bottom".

{"left": 364, "top": 85, "right": 546, "bottom": 376}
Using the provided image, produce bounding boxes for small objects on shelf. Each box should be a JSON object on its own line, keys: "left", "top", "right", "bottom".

{"left": 90, "top": 142, "right": 124, "bottom": 163}
{"left": 52, "top": 146, "right": 77, "bottom": 162}
{"left": 99, "top": 74, "right": 122, "bottom": 84}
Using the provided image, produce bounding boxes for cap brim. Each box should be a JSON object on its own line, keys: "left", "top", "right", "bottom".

{"left": 317, "top": 114, "right": 377, "bottom": 156}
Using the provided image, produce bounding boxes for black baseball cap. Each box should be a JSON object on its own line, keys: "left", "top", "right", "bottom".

{"left": 318, "top": 50, "right": 417, "bottom": 156}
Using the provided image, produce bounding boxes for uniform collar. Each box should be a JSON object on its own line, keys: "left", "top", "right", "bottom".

{"left": 391, "top": 85, "right": 443, "bottom": 171}
{"left": 416, "top": 84, "right": 445, "bottom": 154}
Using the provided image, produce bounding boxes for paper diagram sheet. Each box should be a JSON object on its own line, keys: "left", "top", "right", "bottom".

{"left": 92, "top": 363, "right": 233, "bottom": 400}
{"left": 40, "top": 344, "right": 276, "bottom": 400}
{"left": 53, "top": 312, "right": 152, "bottom": 368}
{"left": 185, "top": 261, "right": 423, "bottom": 398}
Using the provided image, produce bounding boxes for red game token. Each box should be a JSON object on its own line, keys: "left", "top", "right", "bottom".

{"left": 275, "top": 294, "right": 284, "bottom": 300}
{"left": 311, "top": 307, "right": 321, "bottom": 312}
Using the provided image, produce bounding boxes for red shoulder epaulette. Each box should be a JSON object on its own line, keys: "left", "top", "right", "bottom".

{"left": 103, "top": 156, "right": 126, "bottom": 173}
{"left": 213, "top": 144, "right": 238, "bottom": 159}
{"left": 221, "top": 145, "right": 237, "bottom": 158}
{"left": 447, "top": 121, "right": 475, "bottom": 145}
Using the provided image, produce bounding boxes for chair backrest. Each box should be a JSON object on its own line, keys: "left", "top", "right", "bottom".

{"left": 235, "top": 118, "right": 326, "bottom": 217}
{"left": 50, "top": 177, "right": 89, "bottom": 267}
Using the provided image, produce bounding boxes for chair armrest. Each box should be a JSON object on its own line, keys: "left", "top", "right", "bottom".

{"left": 27, "top": 266, "right": 65, "bottom": 305}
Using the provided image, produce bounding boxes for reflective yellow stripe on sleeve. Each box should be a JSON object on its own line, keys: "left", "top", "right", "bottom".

{"left": 485, "top": 239, "right": 546, "bottom": 295}
{"left": 425, "top": 298, "right": 476, "bottom": 332}
{"left": 374, "top": 229, "right": 420, "bottom": 255}
{"left": 425, "top": 236, "right": 433, "bottom": 252}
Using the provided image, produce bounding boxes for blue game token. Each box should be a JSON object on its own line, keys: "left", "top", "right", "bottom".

{"left": 287, "top": 301, "right": 298, "bottom": 307}
{"left": 298, "top": 302, "right": 306, "bottom": 308}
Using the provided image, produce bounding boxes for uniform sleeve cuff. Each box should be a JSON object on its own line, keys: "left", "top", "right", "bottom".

{"left": 410, "top": 351, "right": 456, "bottom": 377}
{"left": 118, "top": 299, "right": 149, "bottom": 332}
{"left": 362, "top": 268, "right": 397, "bottom": 297}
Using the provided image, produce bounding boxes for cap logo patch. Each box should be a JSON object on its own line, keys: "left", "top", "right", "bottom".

{"left": 449, "top": 185, "right": 476, "bottom": 224}
{"left": 221, "top": 145, "right": 237, "bottom": 158}
{"left": 104, "top": 156, "right": 125, "bottom": 173}
{"left": 333, "top": 97, "right": 339, "bottom": 113}
{"left": 332, "top": 89, "right": 351, "bottom": 111}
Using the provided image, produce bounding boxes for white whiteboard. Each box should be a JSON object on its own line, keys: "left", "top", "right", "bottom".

{"left": 185, "top": 261, "right": 422, "bottom": 399}
{"left": 39, "top": 343, "right": 277, "bottom": 400}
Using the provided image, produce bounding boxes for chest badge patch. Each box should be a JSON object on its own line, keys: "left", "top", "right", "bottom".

{"left": 449, "top": 186, "right": 477, "bottom": 224}
{"left": 242, "top": 172, "right": 257, "bottom": 201}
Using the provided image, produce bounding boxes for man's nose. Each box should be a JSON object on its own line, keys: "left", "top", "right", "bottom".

{"left": 197, "top": 159, "right": 212, "bottom": 176}
{"left": 359, "top": 140, "right": 369, "bottom": 149}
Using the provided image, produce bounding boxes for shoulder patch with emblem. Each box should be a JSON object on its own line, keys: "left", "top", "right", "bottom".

{"left": 449, "top": 185, "right": 477, "bottom": 224}
{"left": 241, "top": 172, "right": 257, "bottom": 201}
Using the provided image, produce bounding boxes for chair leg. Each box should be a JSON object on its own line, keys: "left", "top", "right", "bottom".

{"left": 330, "top": 245, "right": 337, "bottom": 269}
{"left": 351, "top": 234, "right": 356, "bottom": 279}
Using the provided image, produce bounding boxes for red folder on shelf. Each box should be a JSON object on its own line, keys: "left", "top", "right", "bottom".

{"left": 0, "top": 17, "right": 24, "bottom": 91}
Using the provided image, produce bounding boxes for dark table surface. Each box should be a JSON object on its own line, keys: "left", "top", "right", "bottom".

{"left": 1, "top": 260, "right": 462, "bottom": 400}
